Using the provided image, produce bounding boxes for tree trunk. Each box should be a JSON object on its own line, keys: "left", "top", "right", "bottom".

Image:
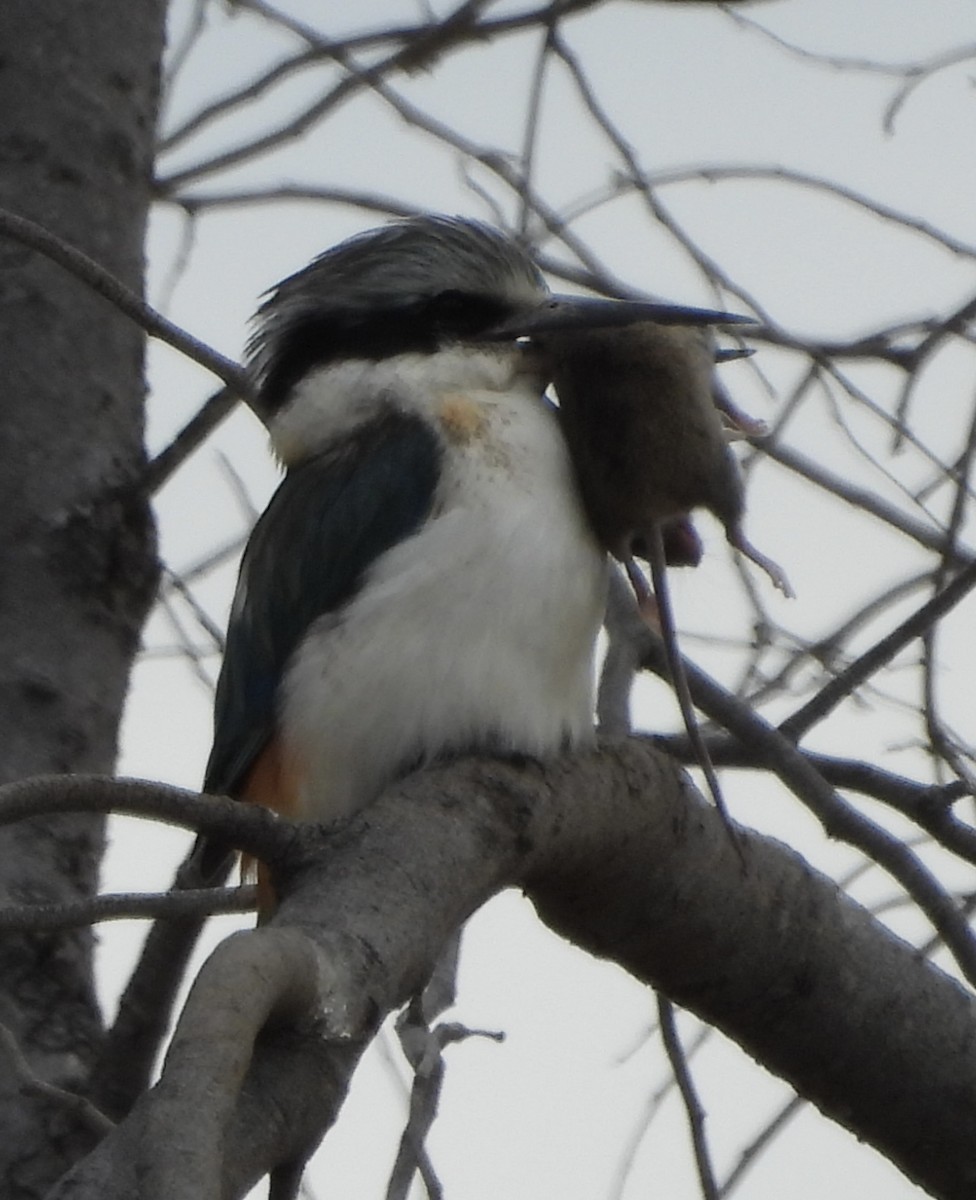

{"left": 0, "top": 2, "right": 164, "bottom": 1193}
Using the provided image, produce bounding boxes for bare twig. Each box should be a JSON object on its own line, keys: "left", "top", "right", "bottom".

{"left": 0, "top": 886, "right": 255, "bottom": 931}
{"left": 919, "top": 391, "right": 976, "bottom": 790}
{"left": 158, "top": 0, "right": 511, "bottom": 191}
{"left": 641, "top": 164, "right": 976, "bottom": 261}
{"left": 516, "top": 19, "right": 557, "bottom": 237}
{"left": 780, "top": 557, "right": 976, "bottom": 742}
{"left": 0, "top": 775, "right": 287, "bottom": 862}
{"left": 0, "top": 1021, "right": 114, "bottom": 1137}
{"left": 143, "top": 387, "right": 240, "bottom": 495}
{"left": 550, "top": 29, "right": 768, "bottom": 320}
{"left": 765, "top": 441, "right": 972, "bottom": 561}
{"left": 657, "top": 997, "right": 719, "bottom": 1200}
{"left": 158, "top": 0, "right": 603, "bottom": 156}
{"left": 90, "top": 850, "right": 235, "bottom": 1123}
{"left": 719, "top": 1094, "right": 804, "bottom": 1197}
{"left": 0, "top": 207, "right": 251, "bottom": 396}
{"left": 745, "top": 572, "right": 930, "bottom": 708}
{"left": 388, "top": 1013, "right": 503, "bottom": 1200}
{"left": 169, "top": 184, "right": 421, "bottom": 220}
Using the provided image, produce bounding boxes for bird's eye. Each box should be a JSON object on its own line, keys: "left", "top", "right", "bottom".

{"left": 429, "top": 289, "right": 469, "bottom": 317}
{"left": 429, "top": 290, "right": 510, "bottom": 335}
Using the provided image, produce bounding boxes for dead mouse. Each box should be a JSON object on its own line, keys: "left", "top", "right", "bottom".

{"left": 541, "top": 321, "right": 792, "bottom": 601}
{"left": 540, "top": 321, "right": 791, "bottom": 855}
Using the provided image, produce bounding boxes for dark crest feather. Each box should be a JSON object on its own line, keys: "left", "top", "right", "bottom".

{"left": 248, "top": 216, "right": 547, "bottom": 413}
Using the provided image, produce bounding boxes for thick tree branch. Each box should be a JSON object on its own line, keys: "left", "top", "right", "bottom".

{"left": 44, "top": 742, "right": 976, "bottom": 1200}
{"left": 602, "top": 579, "right": 976, "bottom": 983}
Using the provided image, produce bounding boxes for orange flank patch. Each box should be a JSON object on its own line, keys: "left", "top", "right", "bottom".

{"left": 437, "top": 392, "right": 488, "bottom": 445}
{"left": 239, "top": 736, "right": 306, "bottom": 917}
{"left": 240, "top": 736, "right": 305, "bottom": 819}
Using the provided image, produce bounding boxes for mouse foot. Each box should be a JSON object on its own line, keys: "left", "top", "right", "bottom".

{"left": 729, "top": 530, "right": 795, "bottom": 598}
{"left": 713, "top": 379, "right": 770, "bottom": 439}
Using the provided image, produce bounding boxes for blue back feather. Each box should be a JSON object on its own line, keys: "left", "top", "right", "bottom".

{"left": 203, "top": 410, "right": 441, "bottom": 796}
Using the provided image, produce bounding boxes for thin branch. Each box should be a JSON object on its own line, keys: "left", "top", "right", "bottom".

{"left": 152, "top": 204, "right": 200, "bottom": 315}
{"left": 158, "top": 0, "right": 603, "bottom": 155}
{"left": 143, "top": 387, "right": 240, "bottom": 495}
{"left": 779, "top": 557, "right": 976, "bottom": 742}
{"left": 919, "top": 390, "right": 976, "bottom": 790}
{"left": 0, "top": 886, "right": 256, "bottom": 932}
{"left": 719, "top": 1094, "right": 804, "bottom": 1197}
{"left": 550, "top": 29, "right": 769, "bottom": 320}
{"left": 883, "top": 45, "right": 976, "bottom": 133}
{"left": 764, "top": 440, "right": 972, "bottom": 561}
{"left": 664, "top": 740, "right": 976, "bottom": 867}
{"left": 157, "top": 0, "right": 499, "bottom": 192}
{"left": 745, "top": 572, "right": 930, "bottom": 709}
{"left": 161, "top": 0, "right": 210, "bottom": 101}
{"left": 516, "top": 19, "right": 556, "bottom": 238}
{"left": 0, "top": 1021, "right": 114, "bottom": 1137}
{"left": 578, "top": 161, "right": 976, "bottom": 262}
{"left": 163, "top": 565, "right": 227, "bottom": 651}
{"left": 657, "top": 997, "right": 719, "bottom": 1200}
{"left": 0, "top": 775, "right": 288, "bottom": 862}
{"left": 0, "top": 207, "right": 251, "bottom": 396}
{"left": 387, "top": 1014, "right": 501, "bottom": 1200}
{"left": 609, "top": 1017, "right": 713, "bottom": 1200}
{"left": 156, "top": 586, "right": 217, "bottom": 689}
{"left": 811, "top": 355, "right": 975, "bottom": 504}
{"left": 894, "top": 290, "right": 976, "bottom": 447}
{"left": 722, "top": 6, "right": 972, "bottom": 81}
{"left": 169, "top": 184, "right": 421, "bottom": 220}
{"left": 385, "top": 935, "right": 474, "bottom": 1200}
{"left": 724, "top": 5, "right": 976, "bottom": 136}
{"left": 159, "top": 47, "right": 324, "bottom": 154}
{"left": 90, "top": 849, "right": 235, "bottom": 1123}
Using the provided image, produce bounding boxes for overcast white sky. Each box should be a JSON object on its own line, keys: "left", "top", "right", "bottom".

{"left": 99, "top": 2, "right": 976, "bottom": 1196}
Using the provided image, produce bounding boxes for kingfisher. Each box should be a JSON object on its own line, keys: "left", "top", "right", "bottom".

{"left": 199, "top": 215, "right": 744, "bottom": 881}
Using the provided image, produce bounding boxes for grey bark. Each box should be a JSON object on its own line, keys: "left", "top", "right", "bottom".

{"left": 0, "top": 5, "right": 969, "bottom": 1198}
{"left": 39, "top": 745, "right": 976, "bottom": 1200}
{"left": 0, "top": 2, "right": 164, "bottom": 1195}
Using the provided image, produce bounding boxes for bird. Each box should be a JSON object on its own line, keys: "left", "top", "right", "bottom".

{"left": 199, "top": 215, "right": 748, "bottom": 886}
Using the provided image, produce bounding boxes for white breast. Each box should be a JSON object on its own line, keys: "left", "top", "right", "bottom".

{"left": 273, "top": 348, "right": 608, "bottom": 825}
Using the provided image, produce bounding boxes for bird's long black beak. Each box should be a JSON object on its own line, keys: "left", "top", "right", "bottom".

{"left": 478, "top": 294, "right": 754, "bottom": 340}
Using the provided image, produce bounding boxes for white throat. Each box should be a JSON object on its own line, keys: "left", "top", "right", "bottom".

{"left": 268, "top": 344, "right": 547, "bottom": 465}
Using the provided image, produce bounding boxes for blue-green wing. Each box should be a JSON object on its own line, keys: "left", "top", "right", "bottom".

{"left": 203, "top": 411, "right": 441, "bottom": 797}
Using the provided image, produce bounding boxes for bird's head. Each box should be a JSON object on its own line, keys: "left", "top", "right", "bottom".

{"left": 248, "top": 215, "right": 548, "bottom": 417}
{"left": 247, "top": 214, "right": 752, "bottom": 419}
